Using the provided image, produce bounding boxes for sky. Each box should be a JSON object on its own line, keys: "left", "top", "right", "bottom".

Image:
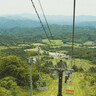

{"left": 0, "top": 0, "right": 96, "bottom": 16}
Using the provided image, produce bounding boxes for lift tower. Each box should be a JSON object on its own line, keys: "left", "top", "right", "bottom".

{"left": 57, "top": 69, "right": 63, "bottom": 96}
{"left": 49, "top": 68, "right": 65, "bottom": 96}
{"left": 49, "top": 67, "right": 74, "bottom": 96}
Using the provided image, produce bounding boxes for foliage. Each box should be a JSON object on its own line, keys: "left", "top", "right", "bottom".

{"left": 41, "top": 55, "right": 54, "bottom": 61}
{"left": 0, "top": 76, "right": 29, "bottom": 96}
{"left": 88, "top": 67, "right": 96, "bottom": 73}
{"left": 80, "top": 70, "right": 96, "bottom": 96}
{"left": 0, "top": 76, "right": 17, "bottom": 89}
{"left": 0, "top": 56, "right": 30, "bottom": 86}
{"left": 41, "top": 60, "right": 54, "bottom": 73}
{"left": 0, "top": 25, "right": 96, "bottom": 45}
{"left": 27, "top": 51, "right": 38, "bottom": 56}
{"left": 0, "top": 48, "right": 28, "bottom": 60}
{"left": 0, "top": 87, "right": 12, "bottom": 96}
{"left": 78, "top": 67, "right": 84, "bottom": 72}
{"left": 72, "top": 65, "right": 78, "bottom": 72}
{"left": 60, "top": 47, "right": 96, "bottom": 64}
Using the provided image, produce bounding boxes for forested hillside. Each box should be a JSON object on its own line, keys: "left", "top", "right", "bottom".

{"left": 0, "top": 25, "right": 96, "bottom": 45}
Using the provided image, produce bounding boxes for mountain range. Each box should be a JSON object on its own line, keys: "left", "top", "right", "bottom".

{"left": 0, "top": 14, "right": 96, "bottom": 28}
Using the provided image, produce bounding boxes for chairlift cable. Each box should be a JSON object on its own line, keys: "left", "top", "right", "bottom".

{"left": 30, "top": 0, "right": 53, "bottom": 47}
{"left": 38, "top": 0, "right": 55, "bottom": 42}
{"left": 71, "top": 0, "right": 76, "bottom": 67}
{"left": 64, "top": 0, "right": 76, "bottom": 86}
{"left": 31, "top": 0, "right": 64, "bottom": 50}
{"left": 72, "top": 0, "right": 76, "bottom": 59}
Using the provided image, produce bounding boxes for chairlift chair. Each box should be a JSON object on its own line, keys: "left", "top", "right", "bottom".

{"left": 64, "top": 70, "right": 73, "bottom": 83}
{"left": 65, "top": 71, "right": 70, "bottom": 77}
{"left": 65, "top": 85, "right": 75, "bottom": 95}
{"left": 52, "top": 71, "right": 57, "bottom": 76}
{"left": 66, "top": 69, "right": 74, "bottom": 77}
{"left": 67, "top": 80, "right": 73, "bottom": 85}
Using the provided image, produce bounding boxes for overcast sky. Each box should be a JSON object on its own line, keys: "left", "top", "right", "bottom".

{"left": 0, "top": 0, "right": 96, "bottom": 16}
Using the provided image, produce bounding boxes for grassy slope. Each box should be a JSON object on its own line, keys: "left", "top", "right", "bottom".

{"left": 74, "top": 59, "right": 96, "bottom": 71}
{"left": 33, "top": 72, "right": 86, "bottom": 96}
{"left": 33, "top": 59, "right": 96, "bottom": 96}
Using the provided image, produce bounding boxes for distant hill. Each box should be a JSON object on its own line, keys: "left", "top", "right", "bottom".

{"left": 1, "top": 14, "right": 96, "bottom": 27}
{"left": 77, "top": 21, "right": 96, "bottom": 28}
{"left": 8, "top": 14, "right": 96, "bottom": 22}
{"left": 0, "top": 14, "right": 96, "bottom": 49}
{"left": 0, "top": 17, "right": 40, "bottom": 28}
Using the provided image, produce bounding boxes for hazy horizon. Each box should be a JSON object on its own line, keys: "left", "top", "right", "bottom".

{"left": 0, "top": 0, "right": 96, "bottom": 16}
{"left": 1, "top": 13, "right": 96, "bottom": 17}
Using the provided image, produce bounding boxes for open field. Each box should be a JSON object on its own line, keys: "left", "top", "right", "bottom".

{"left": 33, "top": 43, "right": 45, "bottom": 46}
{"left": 24, "top": 48, "right": 44, "bottom": 53}
{"left": 0, "top": 46, "right": 21, "bottom": 50}
{"left": 42, "top": 39, "right": 82, "bottom": 48}
{"left": 84, "top": 41, "right": 95, "bottom": 45}
{"left": 42, "top": 39, "right": 63, "bottom": 45}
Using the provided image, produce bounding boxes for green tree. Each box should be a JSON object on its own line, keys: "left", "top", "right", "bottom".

{"left": 0, "top": 87, "right": 12, "bottom": 96}
{"left": 0, "top": 76, "right": 17, "bottom": 89}
{"left": 0, "top": 56, "right": 29, "bottom": 86}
